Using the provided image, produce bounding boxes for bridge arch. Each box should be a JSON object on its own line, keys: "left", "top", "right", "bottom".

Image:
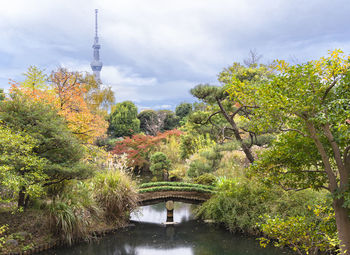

{"left": 137, "top": 182, "right": 214, "bottom": 206}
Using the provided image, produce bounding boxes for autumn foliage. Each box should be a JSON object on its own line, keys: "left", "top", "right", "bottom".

{"left": 9, "top": 68, "right": 109, "bottom": 144}
{"left": 50, "top": 69, "right": 107, "bottom": 143}
{"left": 112, "top": 130, "right": 182, "bottom": 170}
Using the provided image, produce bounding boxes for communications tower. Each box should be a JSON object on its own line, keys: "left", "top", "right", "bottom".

{"left": 91, "top": 9, "right": 103, "bottom": 82}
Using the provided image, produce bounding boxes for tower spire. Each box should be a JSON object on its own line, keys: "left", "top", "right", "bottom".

{"left": 95, "top": 9, "right": 98, "bottom": 40}
{"left": 91, "top": 9, "right": 103, "bottom": 82}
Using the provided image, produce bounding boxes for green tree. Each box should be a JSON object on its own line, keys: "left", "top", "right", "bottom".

{"left": 150, "top": 152, "right": 171, "bottom": 180}
{"left": 190, "top": 83, "right": 258, "bottom": 162}
{"left": 158, "top": 110, "right": 179, "bottom": 131}
{"left": 108, "top": 101, "right": 140, "bottom": 138}
{"left": 228, "top": 50, "right": 350, "bottom": 254}
{"left": 0, "top": 125, "right": 47, "bottom": 208}
{"left": 138, "top": 109, "right": 159, "bottom": 135}
{"left": 21, "top": 65, "right": 48, "bottom": 93}
{"left": 175, "top": 102, "right": 192, "bottom": 121}
{"left": 0, "top": 95, "right": 94, "bottom": 208}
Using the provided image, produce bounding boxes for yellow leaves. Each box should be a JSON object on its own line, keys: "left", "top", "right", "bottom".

{"left": 314, "top": 49, "right": 350, "bottom": 82}
{"left": 274, "top": 59, "right": 289, "bottom": 72}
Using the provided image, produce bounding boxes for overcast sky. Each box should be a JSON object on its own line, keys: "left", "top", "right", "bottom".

{"left": 1, "top": 0, "right": 350, "bottom": 110}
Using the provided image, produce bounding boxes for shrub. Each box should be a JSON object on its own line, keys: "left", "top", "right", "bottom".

{"left": 187, "top": 160, "right": 212, "bottom": 177}
{"left": 187, "top": 146, "right": 222, "bottom": 178}
{"left": 259, "top": 206, "right": 339, "bottom": 255}
{"left": 149, "top": 152, "right": 171, "bottom": 179}
{"left": 196, "top": 177, "right": 328, "bottom": 234}
{"left": 193, "top": 173, "right": 217, "bottom": 186}
{"left": 179, "top": 133, "right": 215, "bottom": 160}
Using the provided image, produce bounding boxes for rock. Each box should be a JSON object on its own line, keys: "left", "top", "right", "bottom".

{"left": 6, "top": 239, "right": 19, "bottom": 246}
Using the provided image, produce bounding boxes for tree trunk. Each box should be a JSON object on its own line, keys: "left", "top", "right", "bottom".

{"left": 333, "top": 198, "right": 350, "bottom": 254}
{"left": 216, "top": 99, "right": 255, "bottom": 163}
{"left": 24, "top": 194, "right": 30, "bottom": 209}
{"left": 18, "top": 186, "right": 26, "bottom": 208}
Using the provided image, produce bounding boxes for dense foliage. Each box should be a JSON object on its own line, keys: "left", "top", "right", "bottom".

{"left": 226, "top": 50, "right": 350, "bottom": 254}
{"left": 108, "top": 101, "right": 140, "bottom": 138}
{"left": 112, "top": 130, "right": 182, "bottom": 171}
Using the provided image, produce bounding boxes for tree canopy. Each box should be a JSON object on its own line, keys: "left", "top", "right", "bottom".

{"left": 0, "top": 95, "right": 94, "bottom": 207}
{"left": 109, "top": 101, "right": 140, "bottom": 138}
{"left": 227, "top": 50, "right": 350, "bottom": 254}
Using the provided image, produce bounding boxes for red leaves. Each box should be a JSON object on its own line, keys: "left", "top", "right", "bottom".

{"left": 112, "top": 130, "right": 182, "bottom": 169}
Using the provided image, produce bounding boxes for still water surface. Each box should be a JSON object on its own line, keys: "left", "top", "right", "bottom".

{"left": 45, "top": 202, "right": 293, "bottom": 255}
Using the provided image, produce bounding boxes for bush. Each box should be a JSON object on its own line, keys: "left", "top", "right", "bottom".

{"left": 259, "top": 206, "right": 338, "bottom": 255}
{"left": 149, "top": 152, "right": 171, "bottom": 178}
{"left": 196, "top": 177, "right": 329, "bottom": 234}
{"left": 193, "top": 173, "right": 217, "bottom": 186}
{"left": 187, "top": 146, "right": 222, "bottom": 178}
{"left": 187, "top": 160, "right": 212, "bottom": 177}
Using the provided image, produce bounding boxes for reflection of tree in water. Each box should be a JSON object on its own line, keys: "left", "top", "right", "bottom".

{"left": 151, "top": 202, "right": 166, "bottom": 212}
{"left": 111, "top": 244, "right": 137, "bottom": 255}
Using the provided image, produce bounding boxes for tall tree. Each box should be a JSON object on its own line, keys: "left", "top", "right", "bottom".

{"left": 138, "top": 109, "right": 159, "bottom": 135}
{"left": 0, "top": 95, "right": 94, "bottom": 208}
{"left": 109, "top": 101, "right": 140, "bottom": 138}
{"left": 175, "top": 102, "right": 193, "bottom": 121}
{"left": 228, "top": 50, "right": 350, "bottom": 254}
{"left": 80, "top": 72, "right": 115, "bottom": 113}
{"left": 0, "top": 125, "right": 47, "bottom": 208}
{"left": 21, "top": 66, "right": 48, "bottom": 94}
{"left": 50, "top": 68, "right": 108, "bottom": 143}
{"left": 158, "top": 110, "right": 179, "bottom": 131}
{"left": 191, "top": 63, "right": 273, "bottom": 163}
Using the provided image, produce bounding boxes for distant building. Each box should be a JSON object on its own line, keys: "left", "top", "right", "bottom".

{"left": 90, "top": 9, "right": 103, "bottom": 82}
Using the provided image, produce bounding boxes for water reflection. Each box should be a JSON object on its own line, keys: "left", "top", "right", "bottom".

{"left": 45, "top": 202, "right": 294, "bottom": 255}
{"left": 130, "top": 202, "right": 195, "bottom": 224}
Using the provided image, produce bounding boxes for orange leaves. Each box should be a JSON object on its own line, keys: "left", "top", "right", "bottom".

{"left": 9, "top": 67, "right": 108, "bottom": 144}
{"left": 50, "top": 68, "right": 107, "bottom": 143}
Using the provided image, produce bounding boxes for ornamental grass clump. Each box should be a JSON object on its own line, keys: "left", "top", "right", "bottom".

{"left": 93, "top": 169, "right": 138, "bottom": 223}
{"left": 47, "top": 181, "right": 99, "bottom": 245}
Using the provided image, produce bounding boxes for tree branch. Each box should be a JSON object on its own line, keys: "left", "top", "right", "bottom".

{"left": 279, "top": 127, "right": 309, "bottom": 137}
{"left": 322, "top": 79, "right": 338, "bottom": 102}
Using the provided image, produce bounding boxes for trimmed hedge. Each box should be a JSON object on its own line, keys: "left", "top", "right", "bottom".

{"left": 139, "top": 181, "right": 215, "bottom": 191}
{"left": 139, "top": 186, "right": 214, "bottom": 194}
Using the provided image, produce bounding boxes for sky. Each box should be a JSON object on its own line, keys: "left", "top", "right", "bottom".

{"left": 1, "top": 0, "right": 350, "bottom": 111}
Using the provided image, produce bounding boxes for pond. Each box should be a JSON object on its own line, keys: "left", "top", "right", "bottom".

{"left": 43, "top": 202, "right": 294, "bottom": 255}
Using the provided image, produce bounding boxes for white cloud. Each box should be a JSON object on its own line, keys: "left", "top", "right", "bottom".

{"left": 1, "top": 0, "right": 350, "bottom": 109}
